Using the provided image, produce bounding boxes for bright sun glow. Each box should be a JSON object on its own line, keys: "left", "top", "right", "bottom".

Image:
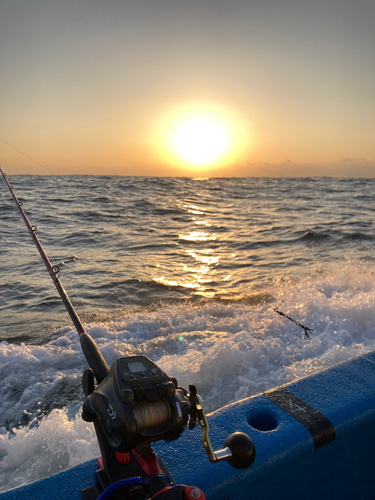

{"left": 172, "top": 116, "right": 229, "bottom": 166}
{"left": 151, "top": 102, "right": 252, "bottom": 171}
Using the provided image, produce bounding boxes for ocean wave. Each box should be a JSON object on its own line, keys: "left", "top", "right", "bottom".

{"left": 296, "top": 231, "right": 332, "bottom": 242}
{"left": 1, "top": 176, "right": 375, "bottom": 491}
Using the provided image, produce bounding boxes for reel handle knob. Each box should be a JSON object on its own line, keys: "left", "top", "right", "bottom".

{"left": 224, "top": 432, "right": 256, "bottom": 470}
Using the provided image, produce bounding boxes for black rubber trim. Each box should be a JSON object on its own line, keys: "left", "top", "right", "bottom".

{"left": 264, "top": 387, "right": 335, "bottom": 450}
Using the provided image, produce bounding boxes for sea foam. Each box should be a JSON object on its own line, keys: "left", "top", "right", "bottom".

{"left": 1, "top": 261, "right": 375, "bottom": 492}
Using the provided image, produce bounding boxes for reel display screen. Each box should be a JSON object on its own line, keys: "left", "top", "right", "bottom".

{"left": 128, "top": 361, "right": 147, "bottom": 373}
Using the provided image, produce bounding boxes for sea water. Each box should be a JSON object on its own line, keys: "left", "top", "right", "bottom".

{"left": 0, "top": 175, "right": 375, "bottom": 492}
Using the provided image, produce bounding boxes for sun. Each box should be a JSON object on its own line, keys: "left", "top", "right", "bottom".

{"left": 171, "top": 116, "right": 229, "bottom": 166}
{"left": 151, "top": 102, "right": 251, "bottom": 171}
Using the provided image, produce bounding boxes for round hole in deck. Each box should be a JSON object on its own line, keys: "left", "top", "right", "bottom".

{"left": 248, "top": 410, "right": 278, "bottom": 431}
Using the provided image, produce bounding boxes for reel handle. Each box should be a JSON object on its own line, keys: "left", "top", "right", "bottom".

{"left": 223, "top": 432, "right": 256, "bottom": 470}
{"left": 188, "top": 386, "right": 255, "bottom": 470}
{"left": 208, "top": 432, "right": 255, "bottom": 469}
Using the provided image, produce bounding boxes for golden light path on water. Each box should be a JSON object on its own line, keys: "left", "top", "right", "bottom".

{"left": 153, "top": 202, "right": 225, "bottom": 297}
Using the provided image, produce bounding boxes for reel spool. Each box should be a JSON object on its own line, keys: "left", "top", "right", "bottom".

{"left": 133, "top": 398, "right": 171, "bottom": 430}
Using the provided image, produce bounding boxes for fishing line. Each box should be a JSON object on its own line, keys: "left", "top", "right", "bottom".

{"left": 0, "top": 137, "right": 58, "bottom": 175}
{"left": 59, "top": 271, "right": 92, "bottom": 318}
{"left": 59, "top": 248, "right": 131, "bottom": 316}
{"left": 133, "top": 398, "right": 171, "bottom": 430}
{"left": 0, "top": 139, "right": 105, "bottom": 323}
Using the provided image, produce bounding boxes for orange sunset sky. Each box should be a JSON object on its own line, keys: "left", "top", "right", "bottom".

{"left": 0, "top": 0, "right": 374, "bottom": 177}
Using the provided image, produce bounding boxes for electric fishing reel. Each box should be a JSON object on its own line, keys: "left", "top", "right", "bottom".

{"left": 82, "top": 354, "right": 256, "bottom": 470}
{"left": 82, "top": 355, "right": 188, "bottom": 451}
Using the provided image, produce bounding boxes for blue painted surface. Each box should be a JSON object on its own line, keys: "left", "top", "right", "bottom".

{"left": 0, "top": 460, "right": 97, "bottom": 500}
{"left": 2, "top": 351, "right": 375, "bottom": 499}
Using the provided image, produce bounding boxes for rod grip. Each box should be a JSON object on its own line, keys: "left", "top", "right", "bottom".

{"left": 80, "top": 332, "right": 110, "bottom": 384}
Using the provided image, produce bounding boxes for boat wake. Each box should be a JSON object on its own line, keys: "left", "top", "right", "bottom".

{"left": 1, "top": 260, "right": 375, "bottom": 492}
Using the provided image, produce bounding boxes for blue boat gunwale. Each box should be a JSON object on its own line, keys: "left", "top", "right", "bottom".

{"left": 2, "top": 350, "right": 375, "bottom": 499}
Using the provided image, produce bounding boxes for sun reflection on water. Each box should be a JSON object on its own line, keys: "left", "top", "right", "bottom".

{"left": 179, "top": 231, "right": 217, "bottom": 242}
{"left": 186, "top": 248, "right": 220, "bottom": 266}
{"left": 193, "top": 219, "right": 211, "bottom": 226}
{"left": 153, "top": 277, "right": 200, "bottom": 289}
{"left": 184, "top": 204, "right": 204, "bottom": 215}
{"left": 153, "top": 199, "right": 229, "bottom": 297}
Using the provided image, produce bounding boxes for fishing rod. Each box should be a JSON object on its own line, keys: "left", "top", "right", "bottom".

{"left": 0, "top": 167, "right": 109, "bottom": 384}
{"left": 1, "top": 168, "right": 256, "bottom": 500}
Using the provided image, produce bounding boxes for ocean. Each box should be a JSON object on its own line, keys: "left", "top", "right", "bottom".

{"left": 1, "top": 175, "right": 375, "bottom": 492}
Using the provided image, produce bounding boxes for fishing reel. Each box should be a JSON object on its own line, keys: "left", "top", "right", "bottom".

{"left": 82, "top": 354, "right": 255, "bottom": 469}
{"left": 81, "top": 353, "right": 255, "bottom": 500}
{"left": 82, "top": 355, "right": 189, "bottom": 452}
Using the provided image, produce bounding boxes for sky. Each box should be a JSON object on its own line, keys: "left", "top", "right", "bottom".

{"left": 0, "top": 0, "right": 374, "bottom": 177}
